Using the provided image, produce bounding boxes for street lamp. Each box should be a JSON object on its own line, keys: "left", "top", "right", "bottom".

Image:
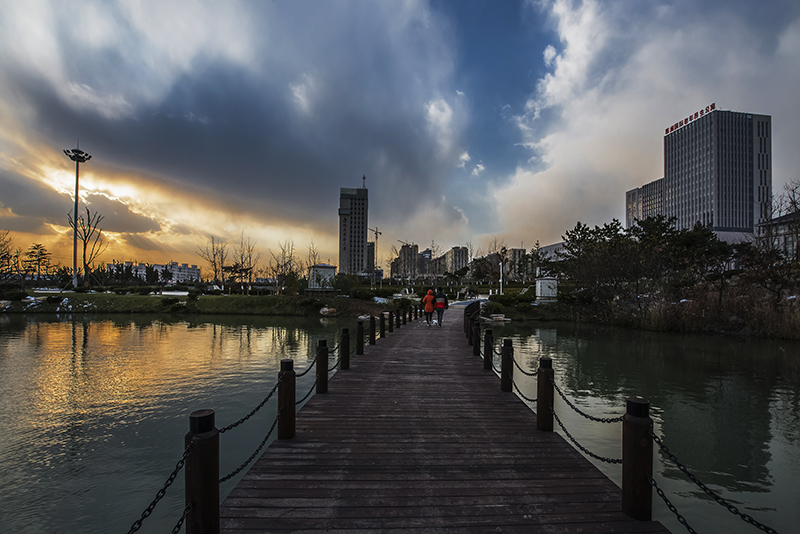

{"left": 63, "top": 145, "right": 91, "bottom": 289}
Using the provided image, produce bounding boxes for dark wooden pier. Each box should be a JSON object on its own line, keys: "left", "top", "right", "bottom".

{"left": 218, "top": 308, "right": 670, "bottom": 533}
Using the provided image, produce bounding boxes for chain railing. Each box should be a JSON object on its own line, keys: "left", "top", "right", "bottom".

{"left": 511, "top": 378, "right": 537, "bottom": 403}
{"left": 550, "top": 404, "right": 622, "bottom": 464}
{"left": 650, "top": 429, "right": 780, "bottom": 534}
{"left": 125, "top": 442, "right": 194, "bottom": 534}
{"left": 219, "top": 411, "right": 282, "bottom": 483}
{"left": 123, "top": 321, "right": 366, "bottom": 533}
{"left": 550, "top": 376, "right": 624, "bottom": 424}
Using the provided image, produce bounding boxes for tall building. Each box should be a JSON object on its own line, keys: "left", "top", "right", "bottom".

{"left": 390, "top": 243, "right": 418, "bottom": 280}
{"left": 626, "top": 103, "right": 772, "bottom": 242}
{"left": 444, "top": 246, "right": 468, "bottom": 273}
{"left": 338, "top": 178, "right": 369, "bottom": 275}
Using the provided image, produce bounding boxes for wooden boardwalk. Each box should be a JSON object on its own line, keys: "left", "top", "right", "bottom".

{"left": 220, "top": 307, "right": 670, "bottom": 533}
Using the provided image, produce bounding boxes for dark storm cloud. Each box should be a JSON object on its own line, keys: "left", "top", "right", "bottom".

{"left": 122, "top": 233, "right": 164, "bottom": 253}
{"left": 4, "top": 2, "right": 461, "bottom": 233}
{"left": 82, "top": 194, "right": 160, "bottom": 234}
{"left": 0, "top": 168, "right": 71, "bottom": 229}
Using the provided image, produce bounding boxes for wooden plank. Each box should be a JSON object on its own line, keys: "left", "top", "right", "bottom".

{"left": 219, "top": 308, "right": 669, "bottom": 533}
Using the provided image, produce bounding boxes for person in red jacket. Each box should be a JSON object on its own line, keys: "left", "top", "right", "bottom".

{"left": 422, "top": 289, "right": 435, "bottom": 326}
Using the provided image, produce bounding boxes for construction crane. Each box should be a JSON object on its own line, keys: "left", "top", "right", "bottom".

{"left": 368, "top": 227, "right": 382, "bottom": 268}
{"left": 397, "top": 239, "right": 410, "bottom": 246}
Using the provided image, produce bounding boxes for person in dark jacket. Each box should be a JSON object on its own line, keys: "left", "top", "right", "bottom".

{"left": 434, "top": 287, "right": 448, "bottom": 327}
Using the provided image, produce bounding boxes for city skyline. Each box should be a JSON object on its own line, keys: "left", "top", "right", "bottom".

{"left": 1, "top": 0, "right": 799, "bottom": 271}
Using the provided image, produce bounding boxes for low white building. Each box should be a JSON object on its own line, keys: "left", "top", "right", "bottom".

{"left": 106, "top": 260, "right": 201, "bottom": 284}
{"left": 308, "top": 263, "right": 336, "bottom": 291}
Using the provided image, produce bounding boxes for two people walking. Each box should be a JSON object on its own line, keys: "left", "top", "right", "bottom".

{"left": 422, "top": 287, "right": 448, "bottom": 327}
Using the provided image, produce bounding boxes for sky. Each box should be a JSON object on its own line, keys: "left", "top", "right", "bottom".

{"left": 1, "top": 0, "right": 799, "bottom": 273}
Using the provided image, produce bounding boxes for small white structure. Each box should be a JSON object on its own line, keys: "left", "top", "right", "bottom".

{"left": 536, "top": 277, "right": 558, "bottom": 302}
{"left": 308, "top": 263, "right": 336, "bottom": 292}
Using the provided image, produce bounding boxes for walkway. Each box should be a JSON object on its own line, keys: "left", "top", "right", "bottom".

{"left": 219, "top": 308, "right": 670, "bottom": 533}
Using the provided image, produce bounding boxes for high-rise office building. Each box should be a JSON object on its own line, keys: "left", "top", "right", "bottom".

{"left": 338, "top": 179, "right": 368, "bottom": 275}
{"left": 626, "top": 104, "right": 772, "bottom": 242}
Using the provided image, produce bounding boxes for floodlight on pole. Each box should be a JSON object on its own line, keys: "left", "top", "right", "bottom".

{"left": 63, "top": 145, "right": 92, "bottom": 289}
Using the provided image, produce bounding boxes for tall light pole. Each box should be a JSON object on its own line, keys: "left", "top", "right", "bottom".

{"left": 63, "top": 145, "right": 91, "bottom": 288}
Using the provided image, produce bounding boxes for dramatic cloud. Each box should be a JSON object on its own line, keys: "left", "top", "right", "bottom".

{"left": 1, "top": 0, "right": 798, "bottom": 269}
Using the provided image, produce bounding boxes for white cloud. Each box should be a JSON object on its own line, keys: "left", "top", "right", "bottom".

{"left": 290, "top": 73, "right": 317, "bottom": 115}
{"left": 496, "top": 0, "right": 800, "bottom": 247}
{"left": 543, "top": 44, "right": 557, "bottom": 67}
{"left": 458, "top": 151, "right": 471, "bottom": 168}
{"left": 426, "top": 98, "right": 455, "bottom": 157}
{"left": 471, "top": 163, "right": 485, "bottom": 177}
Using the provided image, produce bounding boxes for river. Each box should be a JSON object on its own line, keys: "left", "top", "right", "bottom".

{"left": 1, "top": 313, "right": 797, "bottom": 533}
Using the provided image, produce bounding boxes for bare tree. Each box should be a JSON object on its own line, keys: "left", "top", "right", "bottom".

{"left": 0, "top": 230, "right": 14, "bottom": 281}
{"left": 233, "top": 233, "right": 261, "bottom": 294}
{"left": 307, "top": 240, "right": 321, "bottom": 268}
{"left": 68, "top": 207, "right": 108, "bottom": 282}
{"left": 268, "top": 239, "right": 297, "bottom": 295}
{"left": 197, "top": 235, "right": 228, "bottom": 286}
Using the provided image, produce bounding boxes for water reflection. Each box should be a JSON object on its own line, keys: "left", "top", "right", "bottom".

{"left": 0, "top": 314, "right": 347, "bottom": 534}
{"left": 489, "top": 321, "right": 800, "bottom": 533}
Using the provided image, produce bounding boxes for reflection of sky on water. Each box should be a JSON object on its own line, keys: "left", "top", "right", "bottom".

{"left": 490, "top": 321, "right": 800, "bottom": 534}
{"left": 0, "top": 314, "right": 344, "bottom": 534}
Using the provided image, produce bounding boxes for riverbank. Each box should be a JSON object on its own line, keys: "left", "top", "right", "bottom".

{"left": 0, "top": 292, "right": 399, "bottom": 318}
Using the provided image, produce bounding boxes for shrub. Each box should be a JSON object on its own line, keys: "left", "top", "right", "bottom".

{"left": 2, "top": 290, "right": 29, "bottom": 301}
{"left": 350, "top": 286, "right": 375, "bottom": 300}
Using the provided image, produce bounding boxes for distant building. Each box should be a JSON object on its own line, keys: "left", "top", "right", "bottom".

{"left": 444, "top": 246, "right": 469, "bottom": 273}
{"left": 509, "top": 248, "right": 527, "bottom": 280}
{"left": 390, "top": 243, "right": 418, "bottom": 280}
{"left": 626, "top": 104, "right": 772, "bottom": 242}
{"left": 338, "top": 179, "right": 369, "bottom": 275}
{"left": 106, "top": 261, "right": 200, "bottom": 284}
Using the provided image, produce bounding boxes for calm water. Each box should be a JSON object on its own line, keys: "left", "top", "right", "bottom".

{"left": 1, "top": 314, "right": 798, "bottom": 533}
{"left": 489, "top": 321, "right": 800, "bottom": 534}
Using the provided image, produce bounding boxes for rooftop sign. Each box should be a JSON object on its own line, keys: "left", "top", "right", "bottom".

{"left": 665, "top": 103, "right": 715, "bottom": 135}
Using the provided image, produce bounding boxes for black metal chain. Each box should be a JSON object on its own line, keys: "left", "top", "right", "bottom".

{"left": 328, "top": 354, "right": 341, "bottom": 372}
{"left": 512, "top": 378, "right": 537, "bottom": 403}
{"left": 296, "top": 353, "right": 318, "bottom": 378}
{"left": 650, "top": 429, "right": 780, "bottom": 534}
{"left": 550, "top": 376, "right": 623, "bottom": 423}
{"left": 125, "top": 442, "right": 194, "bottom": 534}
{"left": 648, "top": 475, "right": 698, "bottom": 534}
{"left": 218, "top": 379, "right": 281, "bottom": 434}
{"left": 510, "top": 354, "right": 537, "bottom": 377}
{"left": 296, "top": 378, "right": 317, "bottom": 405}
{"left": 170, "top": 501, "right": 193, "bottom": 534}
{"left": 219, "top": 411, "right": 281, "bottom": 483}
{"left": 550, "top": 404, "right": 622, "bottom": 464}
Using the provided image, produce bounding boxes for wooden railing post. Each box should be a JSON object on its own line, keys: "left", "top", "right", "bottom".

{"left": 623, "top": 397, "right": 653, "bottom": 521}
{"left": 500, "top": 339, "right": 512, "bottom": 392}
{"left": 356, "top": 321, "right": 364, "bottom": 355}
{"left": 379, "top": 314, "right": 386, "bottom": 338}
{"left": 369, "top": 316, "right": 376, "bottom": 345}
{"left": 472, "top": 322, "right": 481, "bottom": 357}
{"left": 468, "top": 318, "right": 474, "bottom": 345}
{"left": 185, "top": 409, "right": 219, "bottom": 534}
{"left": 278, "top": 359, "right": 296, "bottom": 439}
{"left": 483, "top": 329, "right": 493, "bottom": 370}
{"left": 388, "top": 311, "right": 394, "bottom": 332}
{"left": 340, "top": 328, "right": 350, "bottom": 370}
{"left": 537, "top": 357, "right": 554, "bottom": 431}
{"left": 316, "top": 340, "right": 328, "bottom": 394}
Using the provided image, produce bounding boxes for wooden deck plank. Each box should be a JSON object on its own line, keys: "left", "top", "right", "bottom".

{"left": 220, "top": 308, "right": 669, "bottom": 533}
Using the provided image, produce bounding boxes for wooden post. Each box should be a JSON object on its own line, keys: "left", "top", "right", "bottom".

{"left": 380, "top": 314, "right": 386, "bottom": 338}
{"left": 388, "top": 311, "right": 394, "bottom": 332}
{"left": 356, "top": 321, "right": 364, "bottom": 355}
{"left": 369, "top": 316, "right": 376, "bottom": 345}
{"left": 537, "top": 357, "right": 554, "bottom": 431}
{"left": 316, "top": 340, "right": 328, "bottom": 394}
{"left": 472, "top": 322, "right": 480, "bottom": 356}
{"left": 483, "top": 329, "right": 493, "bottom": 370}
{"left": 623, "top": 397, "right": 653, "bottom": 521}
{"left": 185, "top": 409, "right": 219, "bottom": 534}
{"left": 500, "top": 339, "right": 512, "bottom": 392}
{"left": 340, "top": 328, "right": 350, "bottom": 370}
{"left": 467, "top": 318, "right": 474, "bottom": 346}
{"left": 278, "top": 359, "right": 295, "bottom": 439}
